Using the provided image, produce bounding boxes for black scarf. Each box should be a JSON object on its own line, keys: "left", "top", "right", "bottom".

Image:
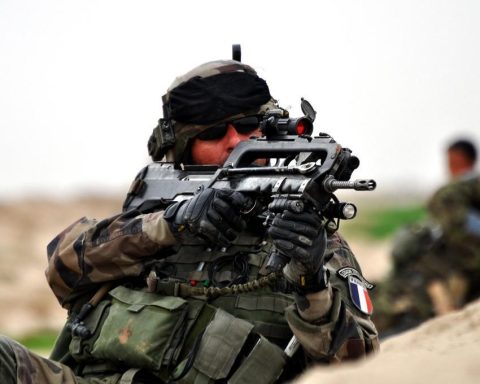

{"left": 168, "top": 72, "right": 271, "bottom": 124}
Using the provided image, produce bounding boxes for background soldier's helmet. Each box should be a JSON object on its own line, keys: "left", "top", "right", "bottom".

{"left": 147, "top": 60, "right": 283, "bottom": 164}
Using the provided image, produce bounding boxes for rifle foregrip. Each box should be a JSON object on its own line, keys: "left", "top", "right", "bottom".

{"left": 268, "top": 198, "right": 304, "bottom": 213}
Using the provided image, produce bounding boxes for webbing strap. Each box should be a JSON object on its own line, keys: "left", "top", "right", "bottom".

{"left": 119, "top": 368, "right": 141, "bottom": 384}
{"left": 80, "top": 361, "right": 120, "bottom": 376}
{"left": 236, "top": 294, "right": 293, "bottom": 313}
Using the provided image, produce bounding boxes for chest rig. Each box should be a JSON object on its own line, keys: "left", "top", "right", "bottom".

{"left": 145, "top": 228, "right": 295, "bottom": 343}
{"left": 63, "top": 226, "right": 296, "bottom": 383}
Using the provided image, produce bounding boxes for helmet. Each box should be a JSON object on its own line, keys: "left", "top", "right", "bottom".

{"left": 147, "top": 60, "right": 283, "bottom": 164}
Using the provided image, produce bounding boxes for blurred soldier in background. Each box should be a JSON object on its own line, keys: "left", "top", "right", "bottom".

{"left": 372, "top": 138, "right": 480, "bottom": 337}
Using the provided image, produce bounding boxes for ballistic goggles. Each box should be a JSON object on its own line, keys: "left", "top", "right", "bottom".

{"left": 195, "top": 116, "right": 262, "bottom": 141}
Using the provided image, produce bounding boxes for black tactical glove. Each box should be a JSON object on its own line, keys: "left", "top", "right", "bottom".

{"left": 268, "top": 209, "right": 328, "bottom": 292}
{"left": 163, "top": 188, "right": 251, "bottom": 246}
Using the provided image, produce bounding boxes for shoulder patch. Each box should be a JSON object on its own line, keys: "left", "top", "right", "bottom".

{"left": 337, "top": 267, "right": 375, "bottom": 290}
{"left": 348, "top": 276, "right": 374, "bottom": 315}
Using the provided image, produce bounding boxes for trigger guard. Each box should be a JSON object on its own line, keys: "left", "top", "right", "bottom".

{"left": 240, "top": 199, "right": 257, "bottom": 215}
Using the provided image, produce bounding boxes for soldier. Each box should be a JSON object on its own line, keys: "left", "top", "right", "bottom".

{"left": 0, "top": 58, "right": 378, "bottom": 383}
{"left": 372, "top": 138, "right": 480, "bottom": 337}
{"left": 426, "top": 139, "right": 480, "bottom": 313}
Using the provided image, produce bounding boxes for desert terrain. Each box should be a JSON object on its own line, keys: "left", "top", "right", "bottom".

{"left": 0, "top": 196, "right": 123, "bottom": 335}
{"left": 0, "top": 197, "right": 478, "bottom": 384}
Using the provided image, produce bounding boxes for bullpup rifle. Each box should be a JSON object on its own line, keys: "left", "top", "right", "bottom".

{"left": 123, "top": 100, "right": 376, "bottom": 254}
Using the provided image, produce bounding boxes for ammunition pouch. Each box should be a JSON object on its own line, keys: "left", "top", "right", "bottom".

{"left": 92, "top": 286, "right": 189, "bottom": 371}
{"left": 69, "top": 286, "right": 287, "bottom": 383}
{"left": 172, "top": 308, "right": 286, "bottom": 384}
{"left": 69, "top": 286, "right": 192, "bottom": 371}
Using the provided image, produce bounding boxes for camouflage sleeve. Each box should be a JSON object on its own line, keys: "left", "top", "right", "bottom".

{"left": 285, "top": 232, "right": 379, "bottom": 361}
{"left": 427, "top": 176, "right": 480, "bottom": 240}
{"left": 45, "top": 210, "right": 177, "bottom": 308}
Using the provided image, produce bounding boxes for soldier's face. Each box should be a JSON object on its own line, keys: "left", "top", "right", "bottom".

{"left": 191, "top": 124, "right": 262, "bottom": 166}
{"left": 448, "top": 149, "right": 474, "bottom": 178}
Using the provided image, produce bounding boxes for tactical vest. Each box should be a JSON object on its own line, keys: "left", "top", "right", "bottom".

{"left": 155, "top": 236, "right": 295, "bottom": 342}
{"left": 63, "top": 231, "right": 299, "bottom": 383}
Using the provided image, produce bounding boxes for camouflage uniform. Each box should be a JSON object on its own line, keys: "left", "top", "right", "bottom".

{"left": 0, "top": 60, "right": 379, "bottom": 383}
{"left": 427, "top": 172, "right": 480, "bottom": 305}
{"left": 372, "top": 173, "right": 480, "bottom": 337}
{"left": 0, "top": 335, "right": 88, "bottom": 384}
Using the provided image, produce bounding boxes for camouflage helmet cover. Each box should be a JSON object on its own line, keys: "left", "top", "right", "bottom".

{"left": 153, "top": 60, "right": 283, "bottom": 164}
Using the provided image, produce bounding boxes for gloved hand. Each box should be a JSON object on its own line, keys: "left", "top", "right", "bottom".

{"left": 268, "top": 209, "right": 328, "bottom": 292}
{"left": 163, "top": 188, "right": 251, "bottom": 246}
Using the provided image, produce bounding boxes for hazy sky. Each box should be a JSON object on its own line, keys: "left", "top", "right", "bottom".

{"left": 1, "top": 0, "right": 479, "bottom": 201}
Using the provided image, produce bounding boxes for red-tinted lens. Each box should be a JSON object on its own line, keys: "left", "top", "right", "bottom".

{"left": 296, "top": 121, "right": 306, "bottom": 135}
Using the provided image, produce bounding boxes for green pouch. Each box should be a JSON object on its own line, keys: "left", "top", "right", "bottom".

{"left": 192, "top": 308, "right": 253, "bottom": 380}
{"left": 69, "top": 299, "right": 112, "bottom": 362}
{"left": 173, "top": 309, "right": 286, "bottom": 384}
{"left": 91, "top": 286, "right": 188, "bottom": 371}
{"left": 172, "top": 308, "right": 254, "bottom": 384}
{"left": 228, "top": 335, "right": 286, "bottom": 384}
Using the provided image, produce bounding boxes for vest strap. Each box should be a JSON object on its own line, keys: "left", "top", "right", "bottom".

{"left": 119, "top": 368, "right": 142, "bottom": 384}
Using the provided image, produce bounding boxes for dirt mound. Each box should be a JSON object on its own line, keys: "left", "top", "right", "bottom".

{"left": 296, "top": 298, "right": 480, "bottom": 384}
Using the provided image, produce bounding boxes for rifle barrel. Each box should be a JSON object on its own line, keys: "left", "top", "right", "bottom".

{"left": 323, "top": 177, "right": 376, "bottom": 193}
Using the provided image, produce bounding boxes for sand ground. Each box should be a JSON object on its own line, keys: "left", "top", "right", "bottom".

{"left": 0, "top": 197, "right": 122, "bottom": 335}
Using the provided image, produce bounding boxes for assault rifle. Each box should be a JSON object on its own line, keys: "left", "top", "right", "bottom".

{"left": 123, "top": 99, "right": 376, "bottom": 271}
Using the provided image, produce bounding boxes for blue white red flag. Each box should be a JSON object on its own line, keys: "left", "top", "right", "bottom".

{"left": 349, "top": 276, "right": 373, "bottom": 315}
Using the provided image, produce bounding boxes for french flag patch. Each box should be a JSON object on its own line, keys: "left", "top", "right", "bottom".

{"left": 349, "top": 276, "right": 373, "bottom": 315}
